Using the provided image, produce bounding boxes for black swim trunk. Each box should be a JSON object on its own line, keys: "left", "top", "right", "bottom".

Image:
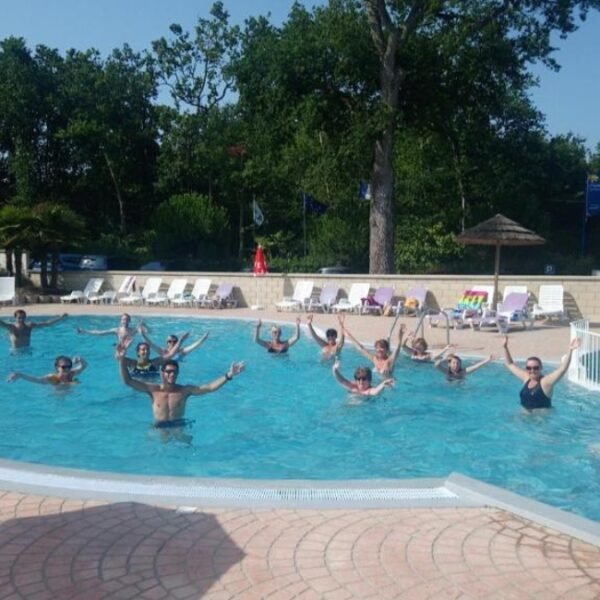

{"left": 154, "top": 418, "right": 193, "bottom": 429}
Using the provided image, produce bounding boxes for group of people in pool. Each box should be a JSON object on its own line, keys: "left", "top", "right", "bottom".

{"left": 2, "top": 309, "right": 582, "bottom": 423}
{"left": 3, "top": 310, "right": 245, "bottom": 428}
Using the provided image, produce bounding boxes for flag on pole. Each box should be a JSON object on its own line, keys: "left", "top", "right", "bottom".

{"left": 302, "top": 193, "right": 327, "bottom": 215}
{"left": 253, "top": 199, "right": 265, "bottom": 226}
{"left": 358, "top": 180, "right": 372, "bottom": 201}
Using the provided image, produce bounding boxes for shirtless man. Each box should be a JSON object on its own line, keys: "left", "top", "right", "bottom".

{"left": 306, "top": 313, "right": 345, "bottom": 359}
{"left": 141, "top": 328, "right": 207, "bottom": 359}
{"left": 332, "top": 360, "right": 394, "bottom": 397}
{"left": 117, "top": 339, "right": 245, "bottom": 427}
{"left": 503, "top": 335, "right": 580, "bottom": 409}
{"left": 8, "top": 355, "right": 87, "bottom": 385}
{"left": 255, "top": 318, "right": 300, "bottom": 353}
{"left": 0, "top": 309, "right": 68, "bottom": 349}
{"left": 342, "top": 323, "right": 405, "bottom": 376}
{"left": 77, "top": 313, "right": 142, "bottom": 344}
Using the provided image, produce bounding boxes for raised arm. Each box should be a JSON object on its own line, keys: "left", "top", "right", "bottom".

{"left": 388, "top": 324, "right": 406, "bottom": 368}
{"left": 184, "top": 361, "right": 245, "bottom": 395}
{"left": 180, "top": 332, "right": 209, "bottom": 357}
{"left": 336, "top": 315, "right": 346, "bottom": 351}
{"left": 465, "top": 354, "right": 495, "bottom": 375}
{"left": 366, "top": 378, "right": 395, "bottom": 397}
{"left": 430, "top": 344, "right": 453, "bottom": 362}
{"left": 401, "top": 332, "right": 415, "bottom": 357}
{"left": 71, "top": 356, "right": 88, "bottom": 375}
{"left": 254, "top": 319, "right": 270, "bottom": 348}
{"left": 117, "top": 342, "right": 153, "bottom": 393}
{"left": 162, "top": 332, "right": 190, "bottom": 361}
{"left": 341, "top": 324, "right": 374, "bottom": 360}
{"left": 287, "top": 318, "right": 301, "bottom": 348}
{"left": 140, "top": 328, "right": 163, "bottom": 355}
{"left": 332, "top": 359, "right": 354, "bottom": 391}
{"left": 7, "top": 371, "right": 52, "bottom": 385}
{"left": 306, "top": 314, "right": 326, "bottom": 347}
{"left": 543, "top": 338, "right": 581, "bottom": 389}
{"left": 77, "top": 326, "right": 117, "bottom": 336}
{"left": 33, "top": 313, "right": 68, "bottom": 329}
{"left": 502, "top": 335, "right": 528, "bottom": 381}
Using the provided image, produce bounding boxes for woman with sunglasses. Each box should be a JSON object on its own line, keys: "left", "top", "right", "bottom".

{"left": 332, "top": 359, "right": 394, "bottom": 397}
{"left": 7, "top": 355, "right": 87, "bottom": 385}
{"left": 255, "top": 318, "right": 300, "bottom": 354}
{"left": 503, "top": 335, "right": 581, "bottom": 409}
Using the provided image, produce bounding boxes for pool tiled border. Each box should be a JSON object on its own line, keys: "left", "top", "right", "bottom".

{"left": 0, "top": 457, "right": 598, "bottom": 547}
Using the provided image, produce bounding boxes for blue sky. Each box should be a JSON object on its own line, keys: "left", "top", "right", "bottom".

{"left": 1, "top": 0, "right": 598, "bottom": 151}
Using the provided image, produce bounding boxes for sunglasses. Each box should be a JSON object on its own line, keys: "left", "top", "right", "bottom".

{"left": 167, "top": 339, "right": 177, "bottom": 344}
{"left": 526, "top": 365, "right": 541, "bottom": 371}
{"left": 163, "top": 369, "right": 178, "bottom": 375}
{"left": 355, "top": 376, "right": 370, "bottom": 382}
{"left": 58, "top": 364, "right": 72, "bottom": 370}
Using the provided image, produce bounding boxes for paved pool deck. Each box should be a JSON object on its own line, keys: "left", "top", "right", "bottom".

{"left": 0, "top": 302, "right": 599, "bottom": 599}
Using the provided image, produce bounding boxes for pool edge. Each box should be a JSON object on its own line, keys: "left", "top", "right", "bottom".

{"left": 0, "top": 458, "right": 598, "bottom": 547}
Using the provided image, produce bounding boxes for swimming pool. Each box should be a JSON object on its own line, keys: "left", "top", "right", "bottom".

{"left": 2, "top": 314, "right": 599, "bottom": 521}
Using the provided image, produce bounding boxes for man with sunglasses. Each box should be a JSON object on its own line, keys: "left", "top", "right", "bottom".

{"left": 117, "top": 338, "right": 244, "bottom": 427}
{"left": 7, "top": 355, "right": 87, "bottom": 385}
{"left": 503, "top": 335, "right": 581, "bottom": 409}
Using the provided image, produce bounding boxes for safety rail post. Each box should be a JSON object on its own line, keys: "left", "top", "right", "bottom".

{"left": 569, "top": 319, "right": 600, "bottom": 391}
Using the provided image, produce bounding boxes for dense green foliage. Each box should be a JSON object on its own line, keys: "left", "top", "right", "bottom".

{"left": 0, "top": 1, "right": 599, "bottom": 288}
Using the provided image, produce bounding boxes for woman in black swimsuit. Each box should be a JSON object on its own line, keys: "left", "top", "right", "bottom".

{"left": 502, "top": 335, "right": 580, "bottom": 409}
{"left": 255, "top": 318, "right": 301, "bottom": 353}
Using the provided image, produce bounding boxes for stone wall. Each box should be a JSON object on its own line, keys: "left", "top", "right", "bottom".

{"left": 23, "top": 270, "right": 600, "bottom": 320}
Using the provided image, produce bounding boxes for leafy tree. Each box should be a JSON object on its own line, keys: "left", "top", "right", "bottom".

{"left": 151, "top": 193, "right": 231, "bottom": 261}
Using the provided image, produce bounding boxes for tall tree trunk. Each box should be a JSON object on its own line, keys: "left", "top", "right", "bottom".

{"left": 103, "top": 151, "right": 126, "bottom": 235}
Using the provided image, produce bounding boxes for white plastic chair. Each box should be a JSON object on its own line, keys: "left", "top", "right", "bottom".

{"left": 60, "top": 277, "right": 104, "bottom": 303}
{"left": 331, "top": 283, "right": 370, "bottom": 313}
{"left": 146, "top": 278, "right": 188, "bottom": 306}
{"left": 532, "top": 285, "right": 566, "bottom": 321}
{"left": 275, "top": 280, "right": 314, "bottom": 312}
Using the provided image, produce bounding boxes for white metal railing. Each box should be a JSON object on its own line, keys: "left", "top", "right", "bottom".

{"left": 569, "top": 319, "right": 600, "bottom": 391}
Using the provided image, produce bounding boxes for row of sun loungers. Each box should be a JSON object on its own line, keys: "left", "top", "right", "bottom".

{"left": 60, "top": 276, "right": 237, "bottom": 309}
{"left": 57, "top": 276, "right": 567, "bottom": 325}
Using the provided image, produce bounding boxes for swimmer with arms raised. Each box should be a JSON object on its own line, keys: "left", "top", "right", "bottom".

{"left": 342, "top": 323, "right": 405, "bottom": 376}
{"left": 8, "top": 355, "right": 87, "bottom": 385}
{"left": 332, "top": 359, "right": 394, "bottom": 396}
{"left": 255, "top": 318, "right": 300, "bottom": 353}
{"left": 306, "top": 313, "right": 345, "bottom": 359}
{"left": 503, "top": 335, "right": 580, "bottom": 409}
{"left": 117, "top": 338, "right": 245, "bottom": 428}
{"left": 434, "top": 350, "right": 494, "bottom": 381}
{"left": 77, "top": 313, "right": 143, "bottom": 344}
{"left": 0, "top": 309, "right": 68, "bottom": 349}
{"left": 120, "top": 336, "right": 187, "bottom": 378}
{"left": 140, "top": 327, "right": 207, "bottom": 359}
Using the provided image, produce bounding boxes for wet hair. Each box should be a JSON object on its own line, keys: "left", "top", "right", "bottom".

{"left": 54, "top": 355, "right": 72, "bottom": 369}
{"left": 136, "top": 342, "right": 150, "bottom": 353}
{"left": 121, "top": 313, "right": 131, "bottom": 324}
{"left": 413, "top": 337, "right": 428, "bottom": 351}
{"left": 353, "top": 366, "right": 372, "bottom": 382}
{"left": 447, "top": 354, "right": 463, "bottom": 373}
{"left": 325, "top": 328, "right": 337, "bottom": 339}
{"left": 375, "top": 339, "right": 390, "bottom": 352}
{"left": 14, "top": 309, "right": 26, "bottom": 318}
{"left": 161, "top": 359, "right": 179, "bottom": 372}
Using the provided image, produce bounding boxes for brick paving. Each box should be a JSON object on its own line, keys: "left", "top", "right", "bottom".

{"left": 0, "top": 491, "right": 599, "bottom": 599}
{"left": 0, "top": 303, "right": 597, "bottom": 598}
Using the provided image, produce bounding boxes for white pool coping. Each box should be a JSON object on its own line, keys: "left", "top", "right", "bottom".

{"left": 0, "top": 458, "right": 598, "bottom": 547}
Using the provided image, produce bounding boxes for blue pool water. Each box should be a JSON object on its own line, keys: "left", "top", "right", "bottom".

{"left": 1, "top": 314, "right": 599, "bottom": 521}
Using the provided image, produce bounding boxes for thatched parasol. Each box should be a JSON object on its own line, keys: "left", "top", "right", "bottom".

{"left": 455, "top": 214, "right": 545, "bottom": 306}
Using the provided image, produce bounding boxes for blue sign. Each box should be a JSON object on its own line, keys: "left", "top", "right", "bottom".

{"left": 586, "top": 177, "right": 600, "bottom": 217}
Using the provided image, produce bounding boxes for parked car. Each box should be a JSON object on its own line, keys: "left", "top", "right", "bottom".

{"left": 317, "top": 265, "right": 351, "bottom": 274}
{"left": 79, "top": 255, "right": 108, "bottom": 270}
{"left": 28, "top": 253, "right": 84, "bottom": 272}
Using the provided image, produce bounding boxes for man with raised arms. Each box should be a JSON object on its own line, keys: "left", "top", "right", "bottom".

{"left": 0, "top": 309, "right": 68, "bottom": 349}
{"left": 117, "top": 338, "right": 245, "bottom": 428}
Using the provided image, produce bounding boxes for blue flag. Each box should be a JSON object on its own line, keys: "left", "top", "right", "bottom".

{"left": 302, "top": 193, "right": 327, "bottom": 215}
{"left": 358, "top": 180, "right": 372, "bottom": 201}
{"left": 586, "top": 175, "right": 600, "bottom": 217}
